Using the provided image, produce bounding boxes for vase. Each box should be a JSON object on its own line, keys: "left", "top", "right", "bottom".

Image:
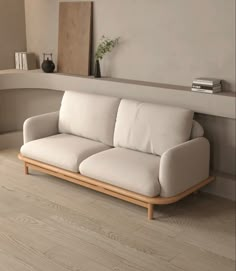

{"left": 41, "top": 53, "right": 55, "bottom": 73}
{"left": 94, "top": 60, "right": 101, "bottom": 78}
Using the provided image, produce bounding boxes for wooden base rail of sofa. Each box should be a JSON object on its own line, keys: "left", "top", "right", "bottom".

{"left": 18, "top": 154, "right": 214, "bottom": 220}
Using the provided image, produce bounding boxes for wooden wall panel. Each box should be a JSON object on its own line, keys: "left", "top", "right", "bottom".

{"left": 58, "top": 2, "right": 92, "bottom": 76}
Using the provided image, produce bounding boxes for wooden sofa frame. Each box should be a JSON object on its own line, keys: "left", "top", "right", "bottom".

{"left": 18, "top": 154, "right": 214, "bottom": 220}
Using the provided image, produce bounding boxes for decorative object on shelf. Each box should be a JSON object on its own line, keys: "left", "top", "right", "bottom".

{"left": 192, "top": 78, "right": 222, "bottom": 94}
{"left": 94, "top": 60, "right": 101, "bottom": 78}
{"left": 57, "top": 2, "right": 92, "bottom": 76}
{"left": 94, "top": 35, "right": 120, "bottom": 78}
{"left": 15, "top": 52, "right": 37, "bottom": 70}
{"left": 41, "top": 53, "right": 55, "bottom": 73}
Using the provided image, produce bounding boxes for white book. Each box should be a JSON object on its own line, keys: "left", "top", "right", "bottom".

{"left": 191, "top": 87, "right": 222, "bottom": 94}
{"left": 193, "top": 77, "right": 221, "bottom": 86}
{"left": 19, "top": 52, "right": 24, "bottom": 69}
{"left": 22, "top": 52, "right": 27, "bottom": 70}
{"left": 192, "top": 84, "right": 221, "bottom": 90}
{"left": 15, "top": 52, "right": 20, "bottom": 69}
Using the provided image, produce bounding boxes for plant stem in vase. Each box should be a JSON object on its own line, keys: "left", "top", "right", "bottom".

{"left": 94, "top": 35, "right": 120, "bottom": 78}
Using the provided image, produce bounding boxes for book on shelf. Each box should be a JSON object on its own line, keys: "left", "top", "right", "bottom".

{"left": 193, "top": 78, "right": 221, "bottom": 86}
{"left": 19, "top": 52, "right": 23, "bottom": 69}
{"left": 15, "top": 52, "right": 24, "bottom": 69}
{"left": 192, "top": 77, "right": 222, "bottom": 94}
{"left": 191, "top": 87, "right": 222, "bottom": 94}
{"left": 15, "top": 52, "right": 37, "bottom": 70}
{"left": 15, "top": 52, "right": 20, "bottom": 69}
{"left": 192, "top": 84, "right": 221, "bottom": 90}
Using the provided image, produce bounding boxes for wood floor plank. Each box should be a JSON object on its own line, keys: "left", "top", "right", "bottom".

{"left": 0, "top": 149, "right": 235, "bottom": 271}
{"left": 0, "top": 216, "right": 54, "bottom": 253}
{"left": 45, "top": 245, "right": 117, "bottom": 271}
{"left": 170, "top": 248, "right": 235, "bottom": 271}
{"left": 0, "top": 251, "right": 36, "bottom": 271}
{"left": 0, "top": 226, "right": 70, "bottom": 271}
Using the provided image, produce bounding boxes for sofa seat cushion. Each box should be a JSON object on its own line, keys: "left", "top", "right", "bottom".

{"left": 20, "top": 134, "right": 110, "bottom": 172}
{"left": 79, "top": 148, "right": 161, "bottom": 197}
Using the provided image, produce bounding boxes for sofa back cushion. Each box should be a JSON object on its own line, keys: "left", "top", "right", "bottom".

{"left": 114, "top": 99, "right": 194, "bottom": 156}
{"left": 59, "top": 91, "right": 120, "bottom": 146}
{"left": 190, "top": 120, "right": 204, "bottom": 138}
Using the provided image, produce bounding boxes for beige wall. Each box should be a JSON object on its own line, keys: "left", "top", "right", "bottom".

{"left": 0, "top": 89, "right": 63, "bottom": 134}
{"left": 0, "top": 0, "right": 26, "bottom": 69}
{"left": 195, "top": 114, "right": 235, "bottom": 176}
{"left": 24, "top": 0, "right": 58, "bottom": 67}
{"left": 24, "top": 0, "right": 235, "bottom": 91}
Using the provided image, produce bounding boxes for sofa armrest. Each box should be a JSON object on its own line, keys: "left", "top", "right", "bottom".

{"left": 159, "top": 137, "right": 210, "bottom": 197}
{"left": 23, "top": 111, "right": 59, "bottom": 144}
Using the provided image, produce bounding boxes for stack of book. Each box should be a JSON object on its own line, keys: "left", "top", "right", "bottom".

{"left": 192, "top": 78, "right": 222, "bottom": 94}
{"left": 15, "top": 52, "right": 37, "bottom": 70}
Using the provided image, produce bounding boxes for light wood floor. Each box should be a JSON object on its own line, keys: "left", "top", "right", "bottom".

{"left": 0, "top": 149, "right": 235, "bottom": 271}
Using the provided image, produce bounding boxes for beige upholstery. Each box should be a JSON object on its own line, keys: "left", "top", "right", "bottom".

{"left": 114, "top": 99, "right": 194, "bottom": 155}
{"left": 79, "top": 147, "right": 161, "bottom": 197}
{"left": 159, "top": 137, "right": 210, "bottom": 197}
{"left": 21, "top": 134, "right": 110, "bottom": 172}
{"left": 20, "top": 91, "right": 211, "bottom": 201}
{"left": 23, "top": 111, "right": 59, "bottom": 144}
{"left": 191, "top": 120, "right": 204, "bottom": 138}
{"left": 59, "top": 91, "right": 120, "bottom": 146}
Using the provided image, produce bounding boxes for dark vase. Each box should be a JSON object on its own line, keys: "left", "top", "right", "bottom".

{"left": 41, "top": 53, "right": 55, "bottom": 73}
{"left": 94, "top": 60, "right": 101, "bottom": 78}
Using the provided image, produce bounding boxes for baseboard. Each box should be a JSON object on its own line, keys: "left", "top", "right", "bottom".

{"left": 202, "top": 172, "right": 236, "bottom": 201}
{"left": 0, "top": 131, "right": 23, "bottom": 150}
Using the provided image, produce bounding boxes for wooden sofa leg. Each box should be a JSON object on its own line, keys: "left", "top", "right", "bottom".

{"left": 24, "top": 163, "right": 29, "bottom": 175}
{"left": 147, "top": 204, "right": 154, "bottom": 220}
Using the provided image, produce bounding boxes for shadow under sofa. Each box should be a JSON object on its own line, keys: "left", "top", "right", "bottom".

{"left": 19, "top": 91, "right": 214, "bottom": 219}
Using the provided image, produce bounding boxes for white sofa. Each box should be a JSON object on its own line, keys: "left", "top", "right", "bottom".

{"left": 19, "top": 91, "right": 213, "bottom": 219}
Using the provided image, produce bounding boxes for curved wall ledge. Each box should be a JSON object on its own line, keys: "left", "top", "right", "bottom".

{"left": 0, "top": 69, "right": 235, "bottom": 119}
{"left": 0, "top": 69, "right": 235, "bottom": 201}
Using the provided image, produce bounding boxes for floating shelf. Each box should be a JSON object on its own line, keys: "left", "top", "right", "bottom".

{"left": 0, "top": 69, "right": 235, "bottom": 119}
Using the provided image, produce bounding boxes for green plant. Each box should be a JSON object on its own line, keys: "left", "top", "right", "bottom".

{"left": 95, "top": 35, "right": 120, "bottom": 61}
